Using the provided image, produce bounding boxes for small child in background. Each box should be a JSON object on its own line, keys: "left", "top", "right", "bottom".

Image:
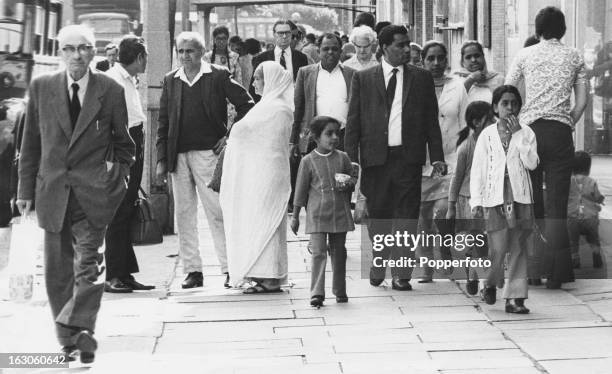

{"left": 447, "top": 101, "right": 492, "bottom": 295}
{"left": 567, "top": 151, "right": 605, "bottom": 269}
{"left": 291, "top": 116, "right": 356, "bottom": 308}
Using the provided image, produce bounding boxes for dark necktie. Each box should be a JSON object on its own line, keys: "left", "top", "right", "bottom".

{"left": 386, "top": 68, "right": 398, "bottom": 113}
{"left": 280, "top": 49, "right": 287, "bottom": 69}
{"left": 69, "top": 83, "right": 81, "bottom": 129}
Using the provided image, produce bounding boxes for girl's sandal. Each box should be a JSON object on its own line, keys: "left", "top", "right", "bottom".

{"left": 243, "top": 283, "right": 282, "bottom": 294}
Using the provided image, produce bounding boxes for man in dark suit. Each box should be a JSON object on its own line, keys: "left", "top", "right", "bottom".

{"left": 250, "top": 19, "right": 309, "bottom": 101}
{"left": 345, "top": 25, "right": 446, "bottom": 291}
{"left": 17, "top": 25, "right": 134, "bottom": 363}
{"left": 291, "top": 33, "right": 355, "bottom": 155}
{"left": 155, "top": 31, "right": 253, "bottom": 290}
{"left": 94, "top": 43, "right": 118, "bottom": 72}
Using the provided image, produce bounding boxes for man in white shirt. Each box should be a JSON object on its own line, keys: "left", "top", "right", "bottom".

{"left": 104, "top": 36, "right": 155, "bottom": 293}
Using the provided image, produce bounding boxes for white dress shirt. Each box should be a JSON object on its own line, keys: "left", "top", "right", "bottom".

{"left": 106, "top": 64, "right": 146, "bottom": 128}
{"left": 67, "top": 69, "right": 89, "bottom": 104}
{"left": 274, "top": 46, "right": 293, "bottom": 80}
{"left": 381, "top": 59, "right": 403, "bottom": 146}
{"left": 174, "top": 61, "right": 212, "bottom": 87}
{"left": 316, "top": 63, "right": 349, "bottom": 128}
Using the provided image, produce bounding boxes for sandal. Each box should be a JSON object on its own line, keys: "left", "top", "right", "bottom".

{"left": 466, "top": 280, "right": 479, "bottom": 295}
{"left": 505, "top": 299, "right": 530, "bottom": 314}
{"left": 480, "top": 286, "right": 496, "bottom": 305}
{"left": 243, "top": 283, "right": 282, "bottom": 294}
{"left": 310, "top": 295, "right": 324, "bottom": 307}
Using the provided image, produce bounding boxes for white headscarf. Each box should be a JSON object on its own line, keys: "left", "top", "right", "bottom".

{"left": 257, "top": 60, "right": 294, "bottom": 112}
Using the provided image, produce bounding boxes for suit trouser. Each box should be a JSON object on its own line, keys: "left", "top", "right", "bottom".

{"left": 362, "top": 148, "right": 421, "bottom": 280}
{"left": 568, "top": 217, "right": 601, "bottom": 258}
{"left": 529, "top": 120, "right": 574, "bottom": 283}
{"left": 310, "top": 232, "right": 347, "bottom": 298}
{"left": 105, "top": 124, "right": 143, "bottom": 280}
{"left": 485, "top": 227, "right": 529, "bottom": 299}
{"left": 171, "top": 150, "right": 227, "bottom": 274}
{"left": 44, "top": 192, "right": 106, "bottom": 346}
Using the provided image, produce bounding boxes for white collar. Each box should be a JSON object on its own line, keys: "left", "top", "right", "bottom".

{"left": 381, "top": 58, "right": 404, "bottom": 76}
{"left": 67, "top": 69, "right": 90, "bottom": 90}
{"left": 174, "top": 62, "right": 212, "bottom": 86}
{"left": 318, "top": 62, "right": 342, "bottom": 74}
{"left": 274, "top": 45, "right": 291, "bottom": 56}
{"left": 111, "top": 63, "right": 134, "bottom": 81}
{"left": 314, "top": 149, "right": 333, "bottom": 157}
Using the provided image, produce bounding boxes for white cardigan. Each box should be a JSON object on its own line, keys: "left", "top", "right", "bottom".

{"left": 470, "top": 122, "right": 539, "bottom": 207}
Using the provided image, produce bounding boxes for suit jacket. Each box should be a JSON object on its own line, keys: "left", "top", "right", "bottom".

{"left": 95, "top": 60, "right": 110, "bottom": 72}
{"left": 249, "top": 48, "right": 310, "bottom": 101}
{"left": 291, "top": 64, "right": 356, "bottom": 152}
{"left": 344, "top": 63, "right": 444, "bottom": 169}
{"left": 18, "top": 69, "right": 135, "bottom": 233}
{"left": 156, "top": 63, "right": 254, "bottom": 173}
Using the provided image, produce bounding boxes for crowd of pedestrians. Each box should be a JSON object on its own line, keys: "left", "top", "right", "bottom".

{"left": 9, "top": 5, "right": 603, "bottom": 364}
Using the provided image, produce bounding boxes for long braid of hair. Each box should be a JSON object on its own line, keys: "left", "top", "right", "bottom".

{"left": 211, "top": 43, "right": 217, "bottom": 65}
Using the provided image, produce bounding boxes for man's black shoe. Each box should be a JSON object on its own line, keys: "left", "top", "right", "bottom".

{"left": 369, "top": 267, "right": 384, "bottom": 287}
{"left": 104, "top": 278, "right": 133, "bottom": 293}
{"left": 123, "top": 276, "right": 155, "bottom": 291}
{"left": 73, "top": 330, "right": 97, "bottom": 364}
{"left": 182, "top": 272, "right": 203, "bottom": 289}
{"left": 224, "top": 272, "right": 231, "bottom": 288}
{"left": 545, "top": 280, "right": 562, "bottom": 289}
{"left": 391, "top": 276, "right": 412, "bottom": 291}
{"left": 61, "top": 345, "right": 77, "bottom": 362}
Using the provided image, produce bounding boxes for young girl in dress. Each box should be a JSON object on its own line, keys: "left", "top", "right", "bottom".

{"left": 291, "top": 116, "right": 356, "bottom": 307}
{"left": 447, "top": 101, "right": 492, "bottom": 295}
{"left": 470, "top": 85, "right": 538, "bottom": 314}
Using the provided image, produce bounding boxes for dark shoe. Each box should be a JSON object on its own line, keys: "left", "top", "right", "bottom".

{"left": 369, "top": 267, "right": 384, "bottom": 286}
{"left": 505, "top": 299, "right": 530, "bottom": 314}
{"left": 122, "top": 276, "right": 155, "bottom": 291}
{"left": 336, "top": 295, "right": 349, "bottom": 303}
{"left": 593, "top": 252, "right": 603, "bottom": 268}
{"left": 61, "top": 345, "right": 77, "bottom": 362}
{"left": 310, "top": 295, "right": 324, "bottom": 307}
{"left": 546, "top": 280, "right": 562, "bottom": 289}
{"left": 243, "top": 283, "right": 282, "bottom": 294}
{"left": 391, "top": 276, "right": 412, "bottom": 291}
{"left": 104, "top": 278, "right": 133, "bottom": 293}
{"left": 572, "top": 256, "right": 581, "bottom": 269}
{"left": 466, "top": 280, "right": 479, "bottom": 295}
{"left": 73, "top": 330, "right": 97, "bottom": 364}
{"left": 224, "top": 272, "right": 231, "bottom": 288}
{"left": 528, "top": 278, "right": 542, "bottom": 286}
{"left": 181, "top": 272, "right": 203, "bottom": 289}
{"left": 481, "top": 286, "right": 496, "bottom": 305}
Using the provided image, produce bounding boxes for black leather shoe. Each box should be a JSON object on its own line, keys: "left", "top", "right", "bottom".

{"left": 224, "top": 272, "right": 231, "bottom": 288}
{"left": 481, "top": 286, "right": 496, "bottom": 305}
{"left": 505, "top": 299, "right": 530, "bottom": 314}
{"left": 310, "top": 295, "right": 324, "bottom": 307}
{"left": 466, "top": 280, "right": 479, "bottom": 295}
{"left": 104, "top": 278, "right": 133, "bottom": 293}
{"left": 593, "top": 252, "right": 603, "bottom": 268}
{"left": 336, "top": 295, "right": 348, "bottom": 303}
{"left": 391, "top": 276, "right": 412, "bottom": 291}
{"left": 123, "top": 276, "right": 155, "bottom": 291}
{"left": 61, "top": 345, "right": 77, "bottom": 362}
{"left": 182, "top": 272, "right": 203, "bottom": 289}
{"left": 369, "top": 267, "right": 384, "bottom": 287}
{"left": 546, "top": 280, "right": 562, "bottom": 289}
{"left": 73, "top": 330, "right": 97, "bottom": 364}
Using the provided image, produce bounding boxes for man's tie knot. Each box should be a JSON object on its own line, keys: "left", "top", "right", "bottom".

{"left": 71, "top": 82, "right": 79, "bottom": 94}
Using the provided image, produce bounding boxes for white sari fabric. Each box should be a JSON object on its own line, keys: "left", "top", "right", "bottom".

{"left": 220, "top": 61, "right": 294, "bottom": 286}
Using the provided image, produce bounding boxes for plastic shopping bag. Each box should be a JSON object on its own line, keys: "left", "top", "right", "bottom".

{"left": 6, "top": 216, "right": 42, "bottom": 303}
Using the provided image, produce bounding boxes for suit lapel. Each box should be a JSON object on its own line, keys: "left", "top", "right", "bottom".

{"left": 69, "top": 71, "right": 102, "bottom": 148}
{"left": 340, "top": 66, "right": 352, "bottom": 96}
{"left": 51, "top": 72, "right": 72, "bottom": 140}
{"left": 308, "top": 66, "right": 319, "bottom": 113}
{"left": 374, "top": 65, "right": 387, "bottom": 106}
{"left": 174, "top": 75, "right": 183, "bottom": 129}
{"left": 402, "top": 64, "right": 414, "bottom": 108}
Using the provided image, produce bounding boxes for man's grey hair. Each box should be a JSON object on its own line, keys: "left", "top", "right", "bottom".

{"left": 57, "top": 24, "right": 96, "bottom": 47}
{"left": 349, "top": 25, "right": 377, "bottom": 45}
{"left": 176, "top": 31, "right": 205, "bottom": 50}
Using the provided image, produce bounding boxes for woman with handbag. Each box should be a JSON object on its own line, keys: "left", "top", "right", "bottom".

{"left": 220, "top": 61, "right": 293, "bottom": 293}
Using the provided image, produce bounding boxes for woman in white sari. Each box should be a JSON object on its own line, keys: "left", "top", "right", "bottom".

{"left": 220, "top": 61, "right": 293, "bottom": 293}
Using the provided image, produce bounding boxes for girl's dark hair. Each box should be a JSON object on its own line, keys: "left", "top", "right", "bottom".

{"left": 524, "top": 35, "right": 540, "bottom": 48}
{"left": 244, "top": 38, "right": 261, "bottom": 55}
{"left": 421, "top": 40, "right": 447, "bottom": 60}
{"left": 573, "top": 151, "right": 592, "bottom": 175}
{"left": 457, "top": 101, "right": 491, "bottom": 147}
{"left": 491, "top": 85, "right": 522, "bottom": 117}
{"left": 460, "top": 40, "right": 484, "bottom": 61}
{"left": 309, "top": 116, "right": 341, "bottom": 140}
{"left": 212, "top": 26, "right": 230, "bottom": 69}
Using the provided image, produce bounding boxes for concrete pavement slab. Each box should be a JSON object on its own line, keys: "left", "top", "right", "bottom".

{"left": 480, "top": 303, "right": 600, "bottom": 322}
{"left": 539, "top": 358, "right": 612, "bottom": 374}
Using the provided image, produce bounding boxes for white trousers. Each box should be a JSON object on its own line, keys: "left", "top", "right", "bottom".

{"left": 171, "top": 150, "right": 227, "bottom": 274}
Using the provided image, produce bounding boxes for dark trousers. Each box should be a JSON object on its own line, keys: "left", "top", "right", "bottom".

{"left": 310, "top": 232, "right": 347, "bottom": 298}
{"left": 105, "top": 125, "right": 143, "bottom": 280}
{"left": 529, "top": 120, "right": 574, "bottom": 283}
{"left": 362, "top": 148, "right": 421, "bottom": 279}
{"left": 568, "top": 217, "right": 601, "bottom": 257}
{"left": 44, "top": 192, "right": 106, "bottom": 346}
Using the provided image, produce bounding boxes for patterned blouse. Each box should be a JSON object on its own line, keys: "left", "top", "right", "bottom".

{"left": 505, "top": 38, "right": 587, "bottom": 128}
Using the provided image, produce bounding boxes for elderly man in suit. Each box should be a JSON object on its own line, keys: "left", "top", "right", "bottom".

{"left": 291, "top": 33, "right": 355, "bottom": 156}
{"left": 345, "top": 25, "right": 446, "bottom": 291}
{"left": 17, "top": 25, "right": 134, "bottom": 363}
{"left": 250, "top": 19, "right": 309, "bottom": 101}
{"left": 155, "top": 31, "right": 253, "bottom": 290}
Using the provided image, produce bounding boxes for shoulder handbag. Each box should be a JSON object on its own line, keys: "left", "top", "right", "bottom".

{"left": 131, "top": 187, "right": 163, "bottom": 245}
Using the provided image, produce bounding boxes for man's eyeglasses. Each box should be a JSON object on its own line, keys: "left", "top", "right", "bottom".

{"left": 275, "top": 31, "right": 292, "bottom": 37}
{"left": 61, "top": 44, "right": 93, "bottom": 54}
